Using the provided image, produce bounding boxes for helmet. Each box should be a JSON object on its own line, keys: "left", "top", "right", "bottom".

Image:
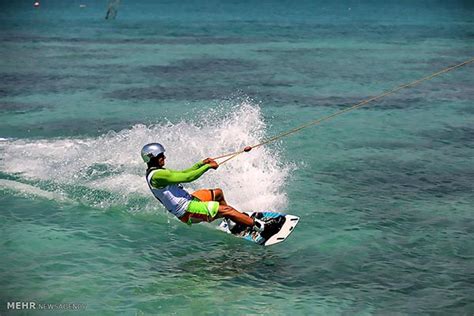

{"left": 141, "top": 143, "right": 165, "bottom": 163}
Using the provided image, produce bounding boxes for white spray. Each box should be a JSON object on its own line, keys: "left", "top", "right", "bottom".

{"left": 0, "top": 101, "right": 291, "bottom": 214}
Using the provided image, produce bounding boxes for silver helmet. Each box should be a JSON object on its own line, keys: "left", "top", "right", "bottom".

{"left": 141, "top": 143, "right": 165, "bottom": 163}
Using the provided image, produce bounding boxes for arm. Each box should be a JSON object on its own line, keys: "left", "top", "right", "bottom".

{"left": 168, "top": 157, "right": 216, "bottom": 173}
{"left": 151, "top": 164, "right": 211, "bottom": 188}
{"left": 172, "top": 161, "right": 206, "bottom": 173}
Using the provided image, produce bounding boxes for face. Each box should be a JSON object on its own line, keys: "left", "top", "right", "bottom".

{"left": 157, "top": 154, "right": 166, "bottom": 168}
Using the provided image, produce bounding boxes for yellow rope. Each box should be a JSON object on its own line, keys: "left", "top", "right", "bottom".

{"left": 214, "top": 57, "right": 474, "bottom": 164}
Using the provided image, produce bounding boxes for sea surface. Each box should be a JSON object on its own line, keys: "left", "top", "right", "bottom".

{"left": 1, "top": 0, "right": 473, "bottom": 314}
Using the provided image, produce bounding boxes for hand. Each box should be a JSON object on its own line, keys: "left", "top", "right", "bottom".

{"left": 208, "top": 160, "right": 219, "bottom": 170}
{"left": 202, "top": 158, "right": 214, "bottom": 165}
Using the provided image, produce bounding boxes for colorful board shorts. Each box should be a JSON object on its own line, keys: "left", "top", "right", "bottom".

{"left": 180, "top": 189, "right": 219, "bottom": 225}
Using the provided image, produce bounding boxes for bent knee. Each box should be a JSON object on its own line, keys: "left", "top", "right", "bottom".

{"left": 214, "top": 188, "right": 224, "bottom": 198}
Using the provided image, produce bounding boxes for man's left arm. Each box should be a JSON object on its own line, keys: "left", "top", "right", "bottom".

{"left": 177, "top": 161, "right": 206, "bottom": 173}
{"left": 169, "top": 158, "right": 215, "bottom": 173}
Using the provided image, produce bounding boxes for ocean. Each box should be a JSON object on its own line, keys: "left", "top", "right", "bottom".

{"left": 1, "top": 0, "right": 473, "bottom": 314}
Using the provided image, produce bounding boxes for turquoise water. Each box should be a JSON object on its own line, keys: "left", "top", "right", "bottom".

{"left": 1, "top": 0, "right": 473, "bottom": 314}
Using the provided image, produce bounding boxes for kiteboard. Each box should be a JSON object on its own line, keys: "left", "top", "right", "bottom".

{"left": 218, "top": 211, "right": 299, "bottom": 246}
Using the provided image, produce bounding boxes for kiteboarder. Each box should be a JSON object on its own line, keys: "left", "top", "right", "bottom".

{"left": 105, "top": 0, "right": 120, "bottom": 20}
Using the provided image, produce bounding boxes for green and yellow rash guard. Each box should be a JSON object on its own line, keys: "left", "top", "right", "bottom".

{"left": 146, "top": 162, "right": 211, "bottom": 218}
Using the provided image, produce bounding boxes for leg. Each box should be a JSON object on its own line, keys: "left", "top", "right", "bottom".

{"left": 192, "top": 188, "right": 227, "bottom": 206}
{"left": 215, "top": 205, "right": 254, "bottom": 227}
{"left": 213, "top": 188, "right": 227, "bottom": 206}
{"left": 182, "top": 200, "right": 257, "bottom": 229}
{"left": 181, "top": 200, "right": 222, "bottom": 225}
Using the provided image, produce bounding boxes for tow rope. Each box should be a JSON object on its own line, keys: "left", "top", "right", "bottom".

{"left": 213, "top": 57, "right": 474, "bottom": 165}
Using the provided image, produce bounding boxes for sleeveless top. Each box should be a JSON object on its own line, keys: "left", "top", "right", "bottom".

{"left": 146, "top": 168, "right": 192, "bottom": 218}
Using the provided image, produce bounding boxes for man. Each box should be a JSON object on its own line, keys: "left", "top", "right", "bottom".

{"left": 141, "top": 143, "right": 269, "bottom": 233}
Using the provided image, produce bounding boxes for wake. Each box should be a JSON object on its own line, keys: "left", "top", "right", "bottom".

{"left": 0, "top": 101, "right": 291, "bottom": 214}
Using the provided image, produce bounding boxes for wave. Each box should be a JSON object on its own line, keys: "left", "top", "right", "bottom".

{"left": 0, "top": 101, "right": 291, "bottom": 214}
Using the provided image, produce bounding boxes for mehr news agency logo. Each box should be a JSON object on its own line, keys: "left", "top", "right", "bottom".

{"left": 6, "top": 301, "right": 87, "bottom": 311}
